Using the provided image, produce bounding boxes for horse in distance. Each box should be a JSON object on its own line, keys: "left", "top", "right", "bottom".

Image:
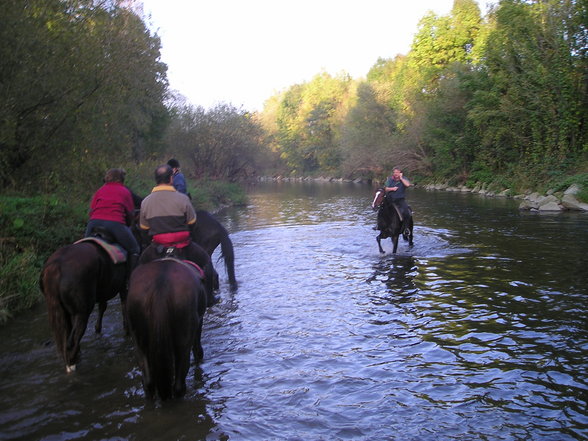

{"left": 372, "top": 188, "right": 414, "bottom": 254}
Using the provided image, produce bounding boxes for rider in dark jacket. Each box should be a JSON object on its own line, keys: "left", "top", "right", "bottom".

{"left": 383, "top": 167, "right": 411, "bottom": 235}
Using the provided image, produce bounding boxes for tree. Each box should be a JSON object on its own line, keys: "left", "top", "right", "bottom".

{"left": 0, "top": 0, "right": 168, "bottom": 193}
{"left": 166, "top": 103, "right": 266, "bottom": 181}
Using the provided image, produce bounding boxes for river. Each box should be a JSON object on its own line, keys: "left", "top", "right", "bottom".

{"left": 1, "top": 181, "right": 587, "bottom": 440}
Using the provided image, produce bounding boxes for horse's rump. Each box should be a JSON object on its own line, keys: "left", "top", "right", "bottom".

{"left": 40, "top": 241, "right": 127, "bottom": 372}
{"left": 127, "top": 259, "right": 205, "bottom": 400}
{"left": 139, "top": 241, "right": 218, "bottom": 306}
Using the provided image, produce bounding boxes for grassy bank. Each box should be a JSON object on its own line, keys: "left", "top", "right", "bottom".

{"left": 0, "top": 180, "right": 246, "bottom": 325}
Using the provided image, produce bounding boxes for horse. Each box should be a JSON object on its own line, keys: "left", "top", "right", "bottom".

{"left": 372, "top": 188, "right": 414, "bottom": 254}
{"left": 131, "top": 193, "right": 237, "bottom": 291}
{"left": 126, "top": 258, "right": 207, "bottom": 400}
{"left": 39, "top": 232, "right": 129, "bottom": 373}
{"left": 138, "top": 239, "right": 219, "bottom": 307}
{"left": 192, "top": 210, "right": 237, "bottom": 290}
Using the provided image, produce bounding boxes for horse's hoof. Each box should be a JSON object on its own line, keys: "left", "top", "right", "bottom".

{"left": 66, "top": 364, "right": 76, "bottom": 374}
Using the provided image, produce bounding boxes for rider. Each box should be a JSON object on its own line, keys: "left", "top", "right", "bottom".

{"left": 85, "top": 168, "right": 141, "bottom": 275}
{"left": 167, "top": 158, "right": 190, "bottom": 198}
{"left": 138, "top": 164, "right": 209, "bottom": 267}
{"left": 383, "top": 167, "right": 412, "bottom": 236}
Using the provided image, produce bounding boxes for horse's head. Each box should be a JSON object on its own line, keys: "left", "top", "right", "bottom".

{"left": 372, "top": 188, "right": 386, "bottom": 211}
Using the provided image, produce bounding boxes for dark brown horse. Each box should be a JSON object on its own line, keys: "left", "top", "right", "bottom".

{"left": 39, "top": 238, "right": 128, "bottom": 373}
{"left": 192, "top": 210, "right": 237, "bottom": 291}
{"left": 139, "top": 239, "right": 219, "bottom": 307}
{"left": 126, "top": 258, "right": 207, "bottom": 400}
{"left": 373, "top": 188, "right": 414, "bottom": 254}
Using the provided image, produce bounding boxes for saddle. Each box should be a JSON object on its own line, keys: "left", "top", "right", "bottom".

{"left": 75, "top": 236, "right": 127, "bottom": 264}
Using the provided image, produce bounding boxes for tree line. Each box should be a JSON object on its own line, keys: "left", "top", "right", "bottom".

{"left": 1, "top": 0, "right": 586, "bottom": 197}
{"left": 260, "top": 0, "right": 587, "bottom": 191}
{"left": 0, "top": 0, "right": 268, "bottom": 198}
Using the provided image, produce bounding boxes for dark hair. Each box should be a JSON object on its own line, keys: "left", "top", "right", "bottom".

{"left": 104, "top": 168, "right": 126, "bottom": 183}
{"left": 167, "top": 158, "right": 180, "bottom": 168}
{"left": 155, "top": 164, "right": 173, "bottom": 185}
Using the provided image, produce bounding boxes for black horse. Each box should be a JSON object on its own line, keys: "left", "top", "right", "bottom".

{"left": 372, "top": 188, "right": 414, "bottom": 254}
{"left": 192, "top": 210, "right": 237, "bottom": 290}
{"left": 39, "top": 236, "right": 129, "bottom": 373}
{"left": 126, "top": 258, "right": 207, "bottom": 400}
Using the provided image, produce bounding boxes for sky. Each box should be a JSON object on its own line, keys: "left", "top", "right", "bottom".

{"left": 140, "top": 0, "right": 496, "bottom": 112}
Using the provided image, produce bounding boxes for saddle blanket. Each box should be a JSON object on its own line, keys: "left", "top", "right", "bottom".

{"left": 74, "top": 237, "right": 127, "bottom": 264}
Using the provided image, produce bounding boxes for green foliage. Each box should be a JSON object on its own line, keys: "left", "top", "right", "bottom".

{"left": 0, "top": 195, "right": 86, "bottom": 253}
{"left": 260, "top": 0, "right": 586, "bottom": 190}
{"left": 0, "top": 195, "right": 87, "bottom": 323}
{"left": 548, "top": 173, "right": 588, "bottom": 202}
{"left": 0, "top": 0, "right": 169, "bottom": 192}
{"left": 270, "top": 72, "right": 354, "bottom": 174}
{"left": 190, "top": 180, "right": 247, "bottom": 211}
{"left": 0, "top": 249, "right": 41, "bottom": 325}
{"left": 165, "top": 103, "right": 267, "bottom": 182}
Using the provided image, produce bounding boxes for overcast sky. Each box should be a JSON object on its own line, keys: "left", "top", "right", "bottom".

{"left": 140, "top": 0, "right": 496, "bottom": 111}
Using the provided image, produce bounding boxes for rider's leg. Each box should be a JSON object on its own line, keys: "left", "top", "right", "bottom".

{"left": 107, "top": 221, "right": 141, "bottom": 278}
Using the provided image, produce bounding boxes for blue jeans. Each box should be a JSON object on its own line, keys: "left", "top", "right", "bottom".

{"left": 85, "top": 219, "right": 140, "bottom": 255}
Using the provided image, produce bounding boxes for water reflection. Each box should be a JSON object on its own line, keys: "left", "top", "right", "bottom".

{"left": 368, "top": 255, "right": 419, "bottom": 298}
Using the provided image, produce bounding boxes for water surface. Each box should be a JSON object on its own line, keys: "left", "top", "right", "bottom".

{"left": 1, "top": 182, "right": 586, "bottom": 440}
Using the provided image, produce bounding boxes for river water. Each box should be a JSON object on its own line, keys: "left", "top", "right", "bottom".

{"left": 1, "top": 182, "right": 587, "bottom": 441}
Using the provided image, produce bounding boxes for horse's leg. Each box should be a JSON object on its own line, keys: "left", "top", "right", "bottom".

{"left": 392, "top": 235, "right": 399, "bottom": 254}
{"left": 95, "top": 301, "right": 107, "bottom": 333}
{"left": 192, "top": 317, "right": 204, "bottom": 362}
{"left": 173, "top": 342, "right": 191, "bottom": 398}
{"left": 139, "top": 354, "right": 155, "bottom": 400}
{"left": 376, "top": 234, "right": 385, "bottom": 254}
{"left": 45, "top": 290, "right": 72, "bottom": 371}
{"left": 408, "top": 218, "right": 414, "bottom": 247}
{"left": 66, "top": 314, "right": 89, "bottom": 373}
{"left": 118, "top": 291, "right": 130, "bottom": 335}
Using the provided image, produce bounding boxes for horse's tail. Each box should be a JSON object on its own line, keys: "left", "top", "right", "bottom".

{"left": 219, "top": 232, "right": 238, "bottom": 290}
{"left": 147, "top": 290, "right": 175, "bottom": 401}
{"left": 40, "top": 261, "right": 69, "bottom": 369}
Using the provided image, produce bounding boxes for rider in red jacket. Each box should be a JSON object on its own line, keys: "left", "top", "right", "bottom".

{"left": 85, "top": 168, "right": 141, "bottom": 273}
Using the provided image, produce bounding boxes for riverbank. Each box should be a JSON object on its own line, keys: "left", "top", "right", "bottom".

{"left": 421, "top": 182, "right": 588, "bottom": 212}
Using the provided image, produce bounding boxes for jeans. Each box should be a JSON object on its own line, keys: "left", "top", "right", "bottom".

{"left": 389, "top": 197, "right": 411, "bottom": 222}
{"left": 85, "top": 219, "right": 140, "bottom": 255}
